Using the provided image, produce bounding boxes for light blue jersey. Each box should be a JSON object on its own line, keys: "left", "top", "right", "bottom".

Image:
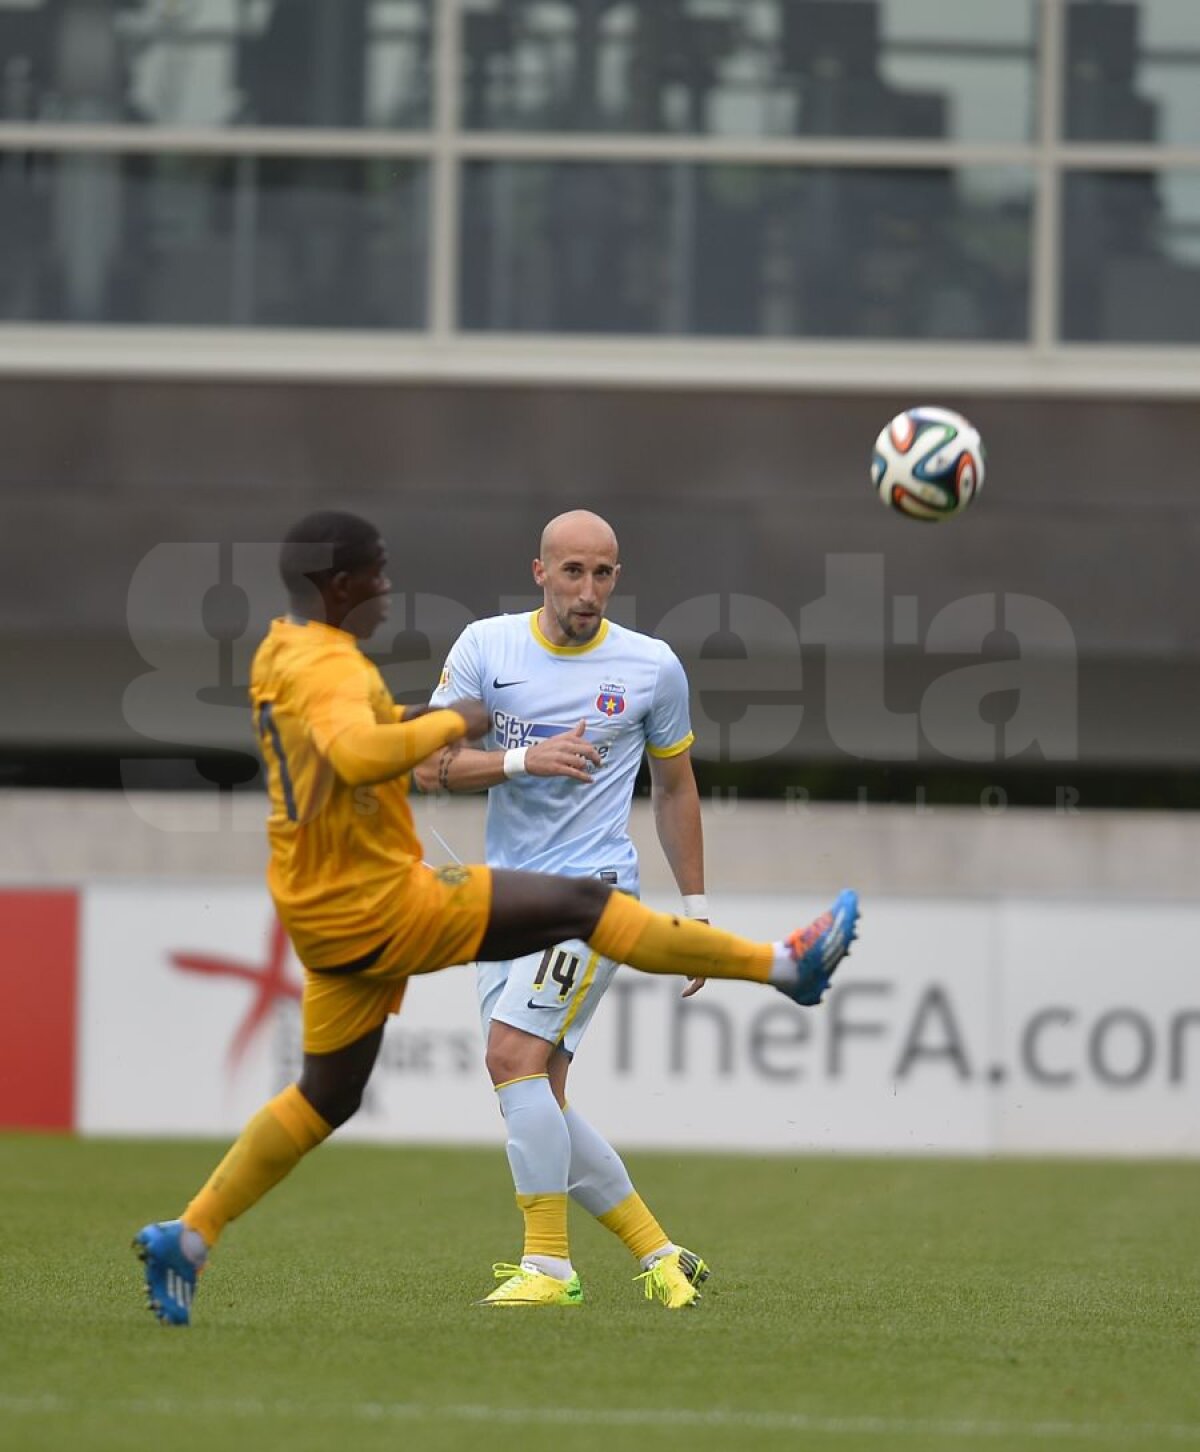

{"left": 430, "top": 611, "right": 693, "bottom": 897}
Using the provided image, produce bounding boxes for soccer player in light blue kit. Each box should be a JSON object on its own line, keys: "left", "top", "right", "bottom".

{"left": 419, "top": 510, "right": 715, "bottom": 1308}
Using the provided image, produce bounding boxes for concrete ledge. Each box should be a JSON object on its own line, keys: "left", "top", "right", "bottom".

{"left": 2, "top": 790, "right": 1197, "bottom": 901}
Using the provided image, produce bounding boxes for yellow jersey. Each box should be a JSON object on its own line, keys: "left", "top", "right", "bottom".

{"left": 250, "top": 616, "right": 466, "bottom": 969}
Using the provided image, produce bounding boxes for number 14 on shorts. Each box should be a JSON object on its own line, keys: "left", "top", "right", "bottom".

{"left": 531, "top": 947, "right": 581, "bottom": 1003}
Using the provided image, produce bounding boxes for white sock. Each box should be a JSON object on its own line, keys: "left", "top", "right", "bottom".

{"left": 768, "top": 941, "right": 797, "bottom": 987}
{"left": 522, "top": 1255, "right": 574, "bottom": 1280}
{"left": 179, "top": 1224, "right": 209, "bottom": 1266}
{"left": 639, "top": 1243, "right": 677, "bottom": 1272}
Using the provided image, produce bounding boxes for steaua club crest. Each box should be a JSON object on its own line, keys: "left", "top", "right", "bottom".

{"left": 596, "top": 683, "right": 626, "bottom": 717}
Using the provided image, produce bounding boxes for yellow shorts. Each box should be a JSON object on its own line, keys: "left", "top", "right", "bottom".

{"left": 301, "top": 862, "right": 492, "bottom": 1055}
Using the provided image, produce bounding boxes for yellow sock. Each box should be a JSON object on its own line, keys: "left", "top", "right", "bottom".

{"left": 516, "top": 1192, "right": 570, "bottom": 1262}
{"left": 182, "top": 1085, "right": 331, "bottom": 1248}
{"left": 598, "top": 1192, "right": 670, "bottom": 1263}
{"left": 589, "top": 892, "right": 773, "bottom": 982}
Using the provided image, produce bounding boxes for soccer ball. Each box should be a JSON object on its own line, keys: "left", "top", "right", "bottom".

{"left": 871, "top": 406, "right": 985, "bottom": 521}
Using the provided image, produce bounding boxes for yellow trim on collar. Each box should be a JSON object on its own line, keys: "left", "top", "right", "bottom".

{"left": 529, "top": 611, "right": 610, "bottom": 656}
{"left": 646, "top": 731, "right": 695, "bottom": 760}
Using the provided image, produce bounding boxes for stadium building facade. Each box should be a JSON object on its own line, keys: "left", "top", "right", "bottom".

{"left": 1, "top": 0, "right": 1199, "bottom": 787}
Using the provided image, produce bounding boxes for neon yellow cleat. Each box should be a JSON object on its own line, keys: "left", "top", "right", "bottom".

{"left": 477, "top": 1262, "right": 583, "bottom": 1307}
{"left": 635, "top": 1246, "right": 711, "bottom": 1309}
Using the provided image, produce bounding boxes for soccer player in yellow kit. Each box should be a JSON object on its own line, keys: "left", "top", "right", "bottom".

{"left": 134, "top": 510, "right": 859, "bottom": 1325}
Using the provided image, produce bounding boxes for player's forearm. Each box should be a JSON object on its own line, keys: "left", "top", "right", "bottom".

{"left": 326, "top": 710, "right": 469, "bottom": 787}
{"left": 653, "top": 786, "right": 706, "bottom": 896}
{"left": 414, "top": 744, "right": 509, "bottom": 794}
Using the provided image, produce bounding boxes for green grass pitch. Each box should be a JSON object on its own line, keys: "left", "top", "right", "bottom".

{"left": 2, "top": 1135, "right": 1199, "bottom": 1452}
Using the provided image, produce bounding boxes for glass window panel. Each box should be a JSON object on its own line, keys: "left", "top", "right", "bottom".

{"left": 0, "top": 151, "right": 427, "bottom": 326}
{"left": 1065, "top": 1, "right": 1200, "bottom": 145}
{"left": 460, "top": 161, "right": 1032, "bottom": 339}
{"left": 460, "top": 0, "right": 1037, "bottom": 140}
{"left": 0, "top": 0, "right": 432, "bottom": 129}
{"left": 1062, "top": 171, "right": 1200, "bottom": 343}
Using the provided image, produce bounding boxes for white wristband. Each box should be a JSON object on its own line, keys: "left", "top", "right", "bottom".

{"left": 503, "top": 747, "right": 528, "bottom": 779}
{"left": 682, "top": 894, "right": 709, "bottom": 919}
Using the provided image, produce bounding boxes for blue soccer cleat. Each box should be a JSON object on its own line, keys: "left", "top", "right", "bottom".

{"left": 133, "top": 1220, "right": 199, "bottom": 1326}
{"left": 780, "top": 889, "right": 859, "bottom": 1006}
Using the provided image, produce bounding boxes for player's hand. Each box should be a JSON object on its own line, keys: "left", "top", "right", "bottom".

{"left": 446, "top": 699, "right": 490, "bottom": 740}
{"left": 681, "top": 915, "right": 709, "bottom": 997}
{"left": 526, "top": 720, "right": 602, "bottom": 783}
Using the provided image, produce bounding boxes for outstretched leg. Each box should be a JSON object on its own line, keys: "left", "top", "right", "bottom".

{"left": 480, "top": 870, "right": 857, "bottom": 1007}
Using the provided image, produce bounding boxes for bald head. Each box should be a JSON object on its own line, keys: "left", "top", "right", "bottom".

{"left": 539, "top": 510, "right": 619, "bottom": 566}
{"left": 533, "top": 510, "right": 621, "bottom": 646}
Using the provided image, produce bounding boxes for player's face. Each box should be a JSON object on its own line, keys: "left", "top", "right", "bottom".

{"left": 338, "top": 540, "right": 392, "bottom": 639}
{"left": 534, "top": 545, "right": 620, "bottom": 645}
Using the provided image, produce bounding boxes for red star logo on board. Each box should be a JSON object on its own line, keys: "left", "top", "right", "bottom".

{"left": 170, "top": 916, "right": 301, "bottom": 1072}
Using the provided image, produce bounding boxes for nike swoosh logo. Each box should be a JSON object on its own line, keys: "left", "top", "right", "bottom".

{"left": 493, "top": 677, "right": 528, "bottom": 690}
{"left": 526, "top": 999, "right": 561, "bottom": 1011}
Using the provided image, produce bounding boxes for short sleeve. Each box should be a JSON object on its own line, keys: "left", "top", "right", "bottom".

{"left": 430, "top": 623, "right": 484, "bottom": 707}
{"left": 646, "top": 646, "right": 694, "bottom": 759}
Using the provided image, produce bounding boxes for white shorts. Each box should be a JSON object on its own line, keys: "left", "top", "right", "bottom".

{"left": 477, "top": 938, "right": 620, "bottom": 1057}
